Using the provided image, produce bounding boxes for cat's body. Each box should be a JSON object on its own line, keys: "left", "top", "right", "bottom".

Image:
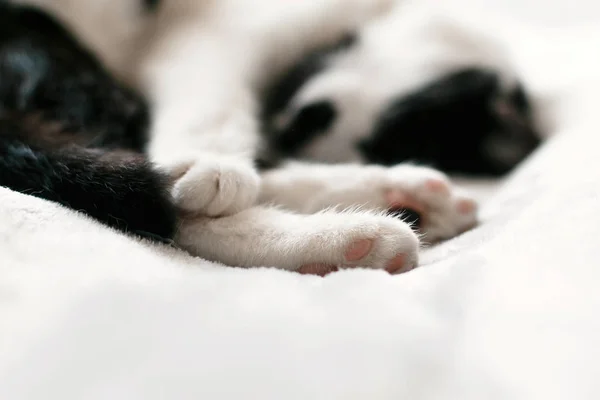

{"left": 0, "top": 0, "right": 503, "bottom": 275}
{"left": 261, "top": 2, "right": 541, "bottom": 175}
{"left": 0, "top": 2, "right": 176, "bottom": 240}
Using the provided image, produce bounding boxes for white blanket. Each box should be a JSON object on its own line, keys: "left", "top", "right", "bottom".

{"left": 3, "top": 3, "right": 600, "bottom": 399}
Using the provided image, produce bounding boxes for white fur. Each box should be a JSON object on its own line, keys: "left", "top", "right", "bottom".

{"left": 177, "top": 206, "right": 419, "bottom": 271}
{"left": 170, "top": 154, "right": 260, "bottom": 217}
{"left": 260, "top": 162, "right": 477, "bottom": 244}
{"left": 11, "top": 0, "right": 478, "bottom": 270}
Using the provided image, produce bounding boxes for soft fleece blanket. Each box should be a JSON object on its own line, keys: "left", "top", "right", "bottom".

{"left": 3, "top": 2, "right": 600, "bottom": 399}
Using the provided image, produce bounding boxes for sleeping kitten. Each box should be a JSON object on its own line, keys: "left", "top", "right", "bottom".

{"left": 261, "top": 2, "right": 542, "bottom": 176}
{"left": 2, "top": 0, "right": 477, "bottom": 275}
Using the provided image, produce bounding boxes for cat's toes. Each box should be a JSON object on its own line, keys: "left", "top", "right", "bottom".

{"left": 170, "top": 155, "right": 260, "bottom": 217}
{"left": 306, "top": 165, "right": 478, "bottom": 244}
{"left": 295, "top": 211, "right": 420, "bottom": 275}
{"left": 386, "top": 166, "right": 478, "bottom": 243}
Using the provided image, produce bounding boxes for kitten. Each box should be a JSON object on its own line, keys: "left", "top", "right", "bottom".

{"left": 2, "top": 0, "right": 477, "bottom": 275}
{"left": 261, "top": 2, "right": 542, "bottom": 176}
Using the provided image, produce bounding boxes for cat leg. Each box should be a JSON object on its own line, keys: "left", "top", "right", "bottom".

{"left": 142, "top": 52, "right": 261, "bottom": 217}
{"left": 260, "top": 162, "right": 478, "bottom": 244}
{"left": 176, "top": 206, "right": 419, "bottom": 275}
{"left": 143, "top": 43, "right": 261, "bottom": 217}
{"left": 139, "top": 22, "right": 262, "bottom": 216}
{"left": 138, "top": 0, "right": 395, "bottom": 215}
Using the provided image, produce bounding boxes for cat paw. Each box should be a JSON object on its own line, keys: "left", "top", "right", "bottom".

{"left": 306, "top": 165, "right": 478, "bottom": 244}
{"left": 168, "top": 154, "right": 260, "bottom": 217}
{"left": 293, "top": 210, "right": 420, "bottom": 276}
{"left": 382, "top": 166, "right": 478, "bottom": 243}
{"left": 176, "top": 206, "right": 420, "bottom": 275}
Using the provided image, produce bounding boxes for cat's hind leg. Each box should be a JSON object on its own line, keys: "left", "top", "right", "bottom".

{"left": 176, "top": 206, "right": 419, "bottom": 276}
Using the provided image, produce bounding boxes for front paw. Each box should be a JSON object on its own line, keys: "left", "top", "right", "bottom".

{"left": 305, "top": 165, "right": 478, "bottom": 244}
{"left": 168, "top": 154, "right": 260, "bottom": 217}
{"left": 383, "top": 166, "right": 478, "bottom": 243}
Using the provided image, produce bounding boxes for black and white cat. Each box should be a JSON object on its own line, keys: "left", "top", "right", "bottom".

{"left": 261, "top": 1, "right": 541, "bottom": 176}
{"left": 0, "top": 0, "right": 516, "bottom": 276}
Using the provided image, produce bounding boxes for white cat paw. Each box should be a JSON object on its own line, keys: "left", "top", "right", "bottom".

{"left": 293, "top": 210, "right": 420, "bottom": 276}
{"left": 383, "top": 165, "right": 478, "bottom": 243}
{"left": 176, "top": 206, "right": 420, "bottom": 276}
{"left": 305, "top": 165, "right": 478, "bottom": 244}
{"left": 168, "top": 155, "right": 260, "bottom": 217}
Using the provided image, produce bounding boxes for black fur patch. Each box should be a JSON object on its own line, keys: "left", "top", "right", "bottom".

{"left": 270, "top": 101, "right": 336, "bottom": 154}
{"left": 0, "top": 3, "right": 176, "bottom": 241}
{"left": 359, "top": 68, "right": 541, "bottom": 176}
{"left": 143, "top": 0, "right": 161, "bottom": 12}
{"left": 0, "top": 118, "right": 176, "bottom": 240}
{"left": 261, "top": 34, "right": 539, "bottom": 176}
{"left": 389, "top": 208, "right": 421, "bottom": 231}
{"left": 0, "top": 4, "right": 151, "bottom": 150}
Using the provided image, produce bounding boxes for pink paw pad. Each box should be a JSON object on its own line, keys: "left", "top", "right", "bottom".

{"left": 298, "top": 263, "right": 339, "bottom": 277}
{"left": 457, "top": 198, "right": 477, "bottom": 215}
{"left": 344, "top": 239, "right": 374, "bottom": 262}
{"left": 424, "top": 179, "right": 451, "bottom": 196}
{"left": 386, "top": 253, "right": 408, "bottom": 274}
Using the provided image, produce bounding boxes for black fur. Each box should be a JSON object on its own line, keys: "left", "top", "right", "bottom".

{"left": 359, "top": 68, "right": 541, "bottom": 176}
{"left": 388, "top": 208, "right": 421, "bottom": 231}
{"left": 0, "top": 3, "right": 176, "bottom": 241}
{"left": 269, "top": 101, "right": 336, "bottom": 154}
{"left": 143, "top": 0, "right": 161, "bottom": 12}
